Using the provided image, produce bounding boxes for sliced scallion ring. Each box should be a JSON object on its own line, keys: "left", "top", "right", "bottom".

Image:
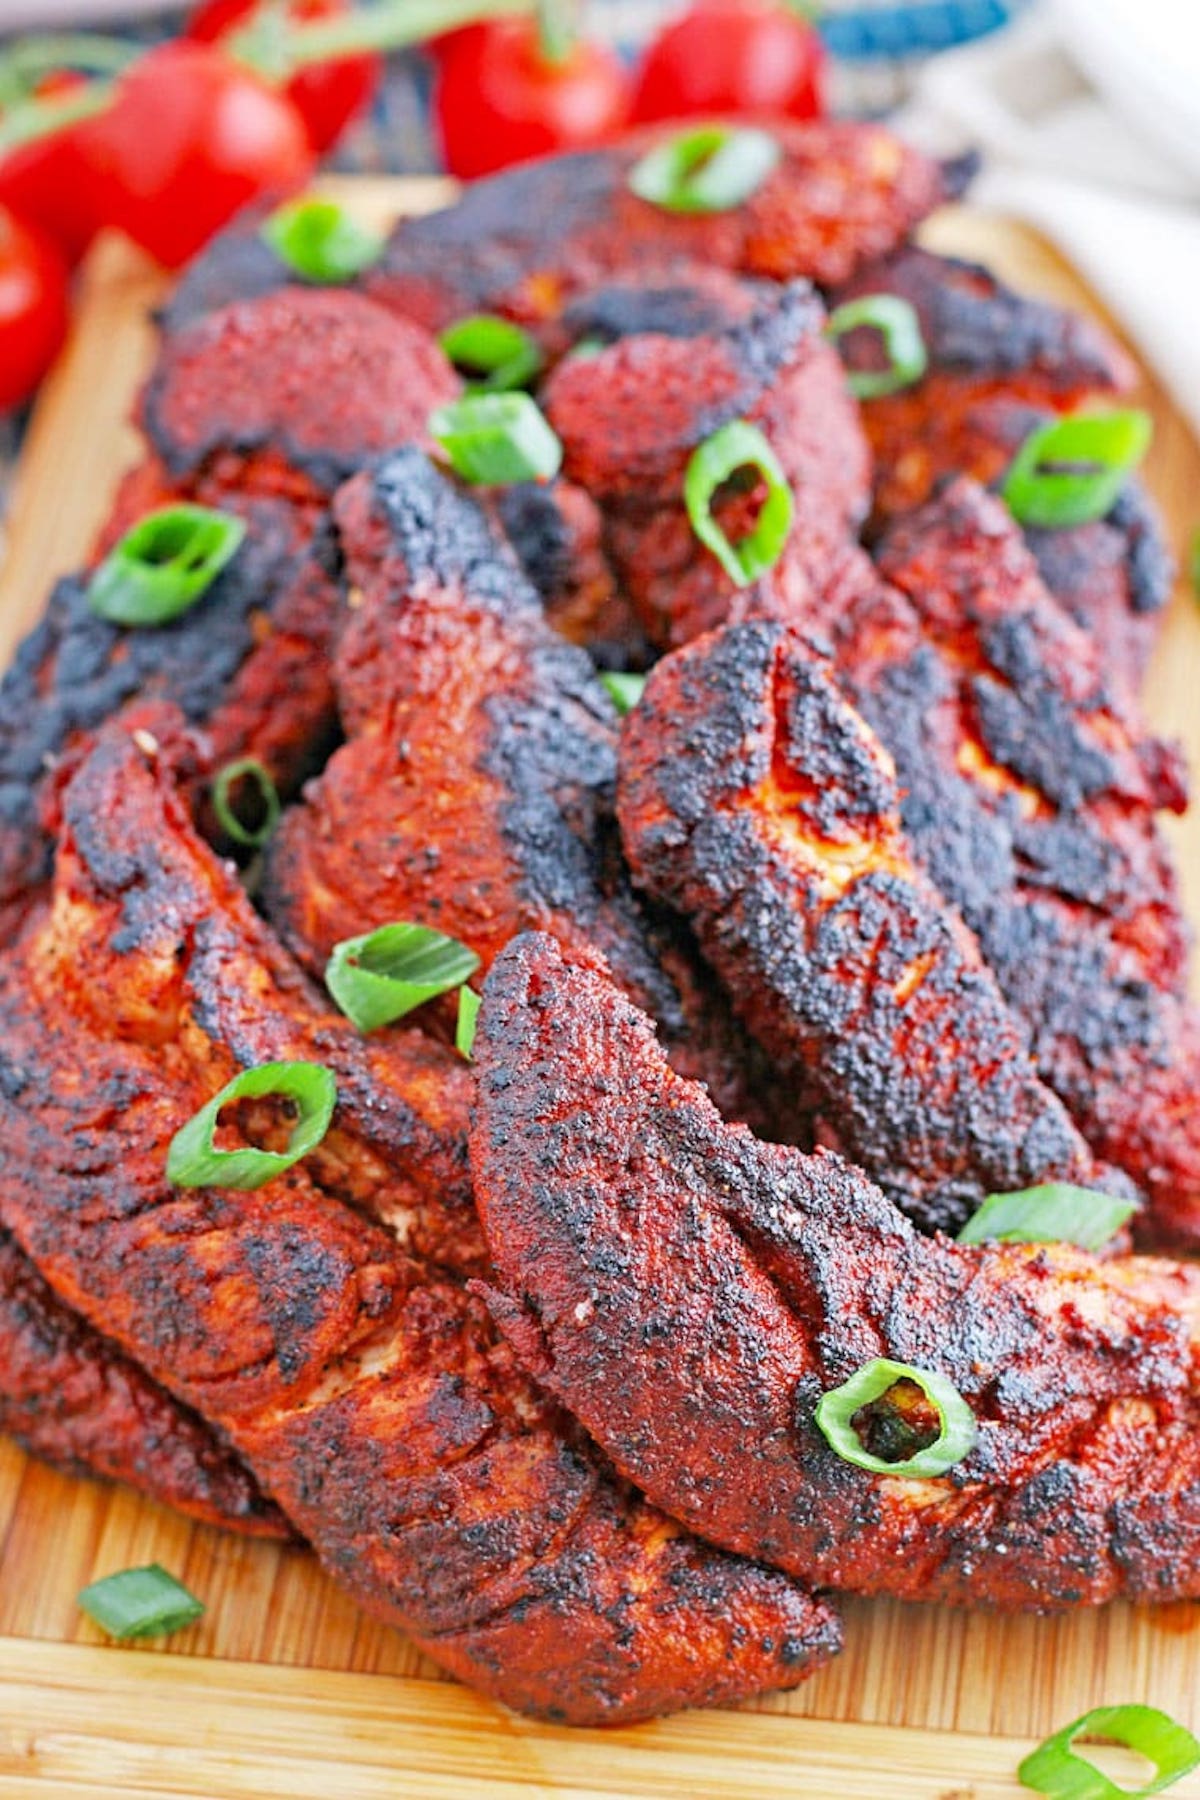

{"left": 88, "top": 505, "right": 246, "bottom": 627}
{"left": 439, "top": 314, "right": 544, "bottom": 394}
{"left": 211, "top": 758, "right": 281, "bottom": 850}
{"left": 600, "top": 671, "right": 646, "bottom": 716}
{"left": 326, "top": 923, "right": 481, "bottom": 1035}
{"left": 455, "top": 986, "right": 481, "bottom": 1061}
{"left": 261, "top": 197, "right": 384, "bottom": 284}
{"left": 684, "top": 419, "right": 794, "bottom": 587}
{"left": 1002, "top": 409, "right": 1153, "bottom": 530}
{"left": 1018, "top": 1704, "right": 1200, "bottom": 1798}
{"left": 429, "top": 393, "right": 563, "bottom": 486}
{"left": 629, "top": 125, "right": 781, "bottom": 215}
{"left": 957, "top": 1183, "right": 1136, "bottom": 1252}
{"left": 77, "top": 1565, "right": 204, "bottom": 1640}
{"left": 166, "top": 1061, "right": 337, "bottom": 1190}
{"left": 815, "top": 1357, "right": 977, "bottom": 1479}
{"left": 824, "top": 294, "right": 928, "bottom": 399}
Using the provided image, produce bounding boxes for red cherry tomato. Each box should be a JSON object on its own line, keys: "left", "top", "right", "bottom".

{"left": 630, "top": 0, "right": 827, "bottom": 125}
{"left": 0, "top": 206, "right": 69, "bottom": 412}
{"left": 433, "top": 18, "right": 630, "bottom": 181}
{"left": 0, "top": 75, "right": 101, "bottom": 266}
{"left": 188, "top": 0, "right": 381, "bottom": 155}
{"left": 79, "top": 42, "right": 313, "bottom": 270}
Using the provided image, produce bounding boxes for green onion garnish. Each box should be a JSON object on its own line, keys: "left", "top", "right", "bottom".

{"left": 815, "top": 1357, "right": 977, "bottom": 1479}
{"left": 429, "top": 393, "right": 563, "bottom": 486}
{"left": 261, "top": 197, "right": 384, "bottom": 284}
{"left": 439, "top": 314, "right": 544, "bottom": 394}
{"left": 88, "top": 505, "right": 246, "bottom": 627}
{"left": 957, "top": 1183, "right": 1136, "bottom": 1252}
{"left": 600, "top": 671, "right": 646, "bottom": 716}
{"left": 629, "top": 125, "right": 781, "bottom": 215}
{"left": 824, "top": 294, "right": 929, "bottom": 400}
{"left": 326, "top": 923, "right": 481, "bottom": 1035}
{"left": 166, "top": 1061, "right": 336, "bottom": 1190}
{"left": 1019, "top": 1704, "right": 1200, "bottom": 1798}
{"left": 684, "top": 419, "right": 794, "bottom": 587}
{"left": 1189, "top": 526, "right": 1199, "bottom": 601}
{"left": 455, "top": 986, "right": 481, "bottom": 1061}
{"left": 211, "top": 758, "right": 281, "bottom": 851}
{"left": 77, "top": 1564, "right": 204, "bottom": 1640}
{"left": 1002, "top": 409, "right": 1153, "bottom": 530}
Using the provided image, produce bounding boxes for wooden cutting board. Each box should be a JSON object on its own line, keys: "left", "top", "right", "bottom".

{"left": 1, "top": 180, "right": 1199, "bottom": 1800}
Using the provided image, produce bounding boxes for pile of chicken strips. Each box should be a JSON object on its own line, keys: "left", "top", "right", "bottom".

{"left": 2, "top": 119, "right": 1199, "bottom": 1727}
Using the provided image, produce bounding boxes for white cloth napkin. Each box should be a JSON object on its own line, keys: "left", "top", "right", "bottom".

{"left": 897, "top": 11, "right": 1200, "bottom": 440}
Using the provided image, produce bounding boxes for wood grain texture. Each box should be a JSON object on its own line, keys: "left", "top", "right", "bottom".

{"left": 0, "top": 183, "right": 1198, "bottom": 1798}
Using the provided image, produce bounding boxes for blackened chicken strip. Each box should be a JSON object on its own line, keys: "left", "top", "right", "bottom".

{"left": 0, "top": 1229, "right": 289, "bottom": 1536}
{"left": 830, "top": 246, "right": 1170, "bottom": 679}
{"left": 265, "top": 448, "right": 788, "bottom": 1136}
{"left": 472, "top": 931, "right": 1200, "bottom": 1612}
{"left": 0, "top": 494, "right": 340, "bottom": 942}
{"left": 840, "top": 480, "right": 1199, "bottom": 1248}
{"left": 616, "top": 618, "right": 1111, "bottom": 1234}
{"left": 0, "top": 710, "right": 839, "bottom": 1724}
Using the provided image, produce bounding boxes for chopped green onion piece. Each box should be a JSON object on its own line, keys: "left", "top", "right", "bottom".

{"left": 815, "top": 1357, "right": 977, "bottom": 1478}
{"left": 261, "top": 197, "right": 384, "bottom": 283}
{"left": 1189, "top": 527, "right": 1200, "bottom": 601}
{"left": 439, "top": 314, "right": 544, "bottom": 394}
{"left": 456, "top": 986, "right": 481, "bottom": 1061}
{"left": 77, "top": 1564, "right": 204, "bottom": 1640}
{"left": 684, "top": 419, "right": 794, "bottom": 587}
{"left": 824, "top": 294, "right": 929, "bottom": 399}
{"left": 88, "top": 505, "right": 246, "bottom": 627}
{"left": 211, "top": 758, "right": 281, "bottom": 850}
{"left": 167, "top": 1061, "right": 336, "bottom": 1190}
{"left": 957, "top": 1183, "right": 1136, "bottom": 1251}
{"left": 326, "top": 923, "right": 481, "bottom": 1035}
{"left": 1019, "top": 1704, "right": 1200, "bottom": 1798}
{"left": 629, "top": 125, "right": 781, "bottom": 214}
{"left": 600, "top": 671, "right": 646, "bottom": 716}
{"left": 1002, "top": 409, "right": 1153, "bottom": 530}
{"left": 429, "top": 393, "right": 563, "bottom": 486}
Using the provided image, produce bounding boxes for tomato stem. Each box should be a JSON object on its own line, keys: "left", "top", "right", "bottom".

{"left": 0, "top": 32, "right": 132, "bottom": 114}
{"left": 535, "top": 0, "right": 577, "bottom": 67}
{"left": 0, "top": 77, "right": 113, "bottom": 155}
{"left": 231, "top": 0, "right": 534, "bottom": 76}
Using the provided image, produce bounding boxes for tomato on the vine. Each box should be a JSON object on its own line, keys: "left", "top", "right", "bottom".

{"left": 0, "top": 205, "right": 69, "bottom": 412}
{"left": 79, "top": 42, "right": 312, "bottom": 269}
{"left": 630, "top": 0, "right": 827, "bottom": 125}
{"left": 433, "top": 17, "right": 630, "bottom": 180}
{"left": 188, "top": 0, "right": 382, "bottom": 154}
{"left": 0, "top": 74, "right": 104, "bottom": 266}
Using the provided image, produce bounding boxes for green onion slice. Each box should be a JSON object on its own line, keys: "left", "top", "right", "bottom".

{"left": 167, "top": 1061, "right": 336, "bottom": 1190}
{"left": 1019, "top": 1704, "right": 1200, "bottom": 1798}
{"left": 326, "top": 923, "right": 481, "bottom": 1035}
{"left": 439, "top": 314, "right": 544, "bottom": 394}
{"left": 1002, "top": 409, "right": 1153, "bottom": 530}
{"left": 684, "top": 419, "right": 794, "bottom": 587}
{"left": 824, "top": 294, "right": 929, "bottom": 400}
{"left": 77, "top": 1564, "right": 204, "bottom": 1640}
{"left": 211, "top": 758, "right": 281, "bottom": 850}
{"left": 88, "top": 505, "right": 246, "bottom": 627}
{"left": 429, "top": 393, "right": 563, "bottom": 486}
{"left": 600, "top": 671, "right": 646, "bottom": 716}
{"left": 455, "top": 986, "right": 481, "bottom": 1061}
{"left": 815, "top": 1357, "right": 977, "bottom": 1479}
{"left": 629, "top": 125, "right": 781, "bottom": 214}
{"left": 261, "top": 197, "right": 384, "bottom": 284}
{"left": 957, "top": 1183, "right": 1136, "bottom": 1252}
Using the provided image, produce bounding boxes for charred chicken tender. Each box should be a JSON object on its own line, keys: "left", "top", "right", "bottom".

{"left": 471, "top": 931, "right": 1200, "bottom": 1612}
{"left": 846, "top": 479, "right": 1199, "bottom": 1251}
{"left": 0, "top": 493, "right": 341, "bottom": 941}
{"left": 0, "top": 708, "right": 840, "bottom": 1724}
{"left": 265, "top": 447, "right": 789, "bottom": 1137}
{"left": 0, "top": 1230, "right": 289, "bottom": 1537}
{"left": 616, "top": 617, "right": 1112, "bottom": 1235}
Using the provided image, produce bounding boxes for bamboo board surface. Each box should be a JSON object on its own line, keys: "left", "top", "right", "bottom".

{"left": 1, "top": 180, "right": 1199, "bottom": 1799}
